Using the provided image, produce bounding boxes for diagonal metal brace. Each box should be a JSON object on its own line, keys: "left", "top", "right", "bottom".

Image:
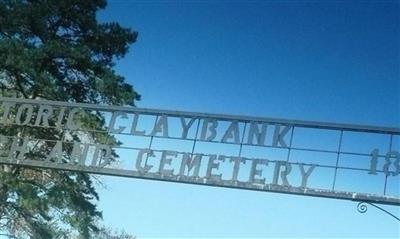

{"left": 357, "top": 202, "right": 400, "bottom": 221}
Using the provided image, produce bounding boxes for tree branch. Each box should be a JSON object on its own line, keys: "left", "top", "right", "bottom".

{"left": 0, "top": 233, "right": 18, "bottom": 239}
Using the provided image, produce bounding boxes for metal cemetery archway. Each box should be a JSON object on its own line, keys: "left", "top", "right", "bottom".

{"left": 0, "top": 97, "right": 399, "bottom": 215}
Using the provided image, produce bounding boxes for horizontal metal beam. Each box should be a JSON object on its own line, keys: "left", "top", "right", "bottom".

{"left": 0, "top": 159, "right": 398, "bottom": 206}
{"left": 1, "top": 97, "right": 399, "bottom": 135}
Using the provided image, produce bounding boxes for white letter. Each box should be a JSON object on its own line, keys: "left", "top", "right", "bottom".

{"left": 230, "top": 157, "right": 246, "bottom": 181}
{"left": 136, "top": 149, "right": 154, "bottom": 173}
{"left": 9, "top": 137, "right": 29, "bottom": 161}
{"left": 272, "top": 161, "right": 292, "bottom": 186}
{"left": 180, "top": 117, "right": 196, "bottom": 139}
{"left": 130, "top": 113, "right": 145, "bottom": 136}
{"left": 272, "top": 125, "right": 291, "bottom": 147}
{"left": 200, "top": 119, "right": 218, "bottom": 141}
{"left": 368, "top": 149, "right": 379, "bottom": 175}
{"left": 55, "top": 107, "right": 66, "bottom": 129}
{"left": 34, "top": 104, "right": 54, "bottom": 127}
{"left": 383, "top": 151, "right": 400, "bottom": 176}
{"left": 247, "top": 122, "right": 268, "bottom": 145}
{"left": 150, "top": 115, "right": 169, "bottom": 137}
{"left": 221, "top": 121, "right": 240, "bottom": 143}
{"left": 66, "top": 108, "right": 81, "bottom": 130}
{"left": 47, "top": 141, "right": 63, "bottom": 163}
{"left": 91, "top": 145, "right": 112, "bottom": 167}
{"left": 206, "top": 155, "right": 226, "bottom": 182}
{"left": 16, "top": 104, "right": 33, "bottom": 125}
{"left": 299, "top": 164, "right": 316, "bottom": 187}
{"left": 1, "top": 102, "right": 15, "bottom": 124}
{"left": 70, "top": 142, "right": 89, "bottom": 166}
{"left": 179, "top": 153, "right": 202, "bottom": 178}
{"left": 249, "top": 159, "right": 268, "bottom": 184}
{"left": 159, "top": 150, "right": 178, "bottom": 176}
{"left": 109, "top": 111, "right": 128, "bottom": 133}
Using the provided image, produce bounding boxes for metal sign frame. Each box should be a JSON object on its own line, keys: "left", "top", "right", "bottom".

{"left": 0, "top": 97, "right": 399, "bottom": 206}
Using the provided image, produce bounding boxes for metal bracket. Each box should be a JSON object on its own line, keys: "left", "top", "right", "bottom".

{"left": 357, "top": 202, "right": 400, "bottom": 221}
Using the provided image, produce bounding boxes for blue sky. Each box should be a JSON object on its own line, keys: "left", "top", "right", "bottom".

{"left": 96, "top": 0, "right": 400, "bottom": 238}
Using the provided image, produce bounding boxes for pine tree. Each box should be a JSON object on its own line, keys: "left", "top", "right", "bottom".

{"left": 0, "top": 0, "right": 139, "bottom": 237}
